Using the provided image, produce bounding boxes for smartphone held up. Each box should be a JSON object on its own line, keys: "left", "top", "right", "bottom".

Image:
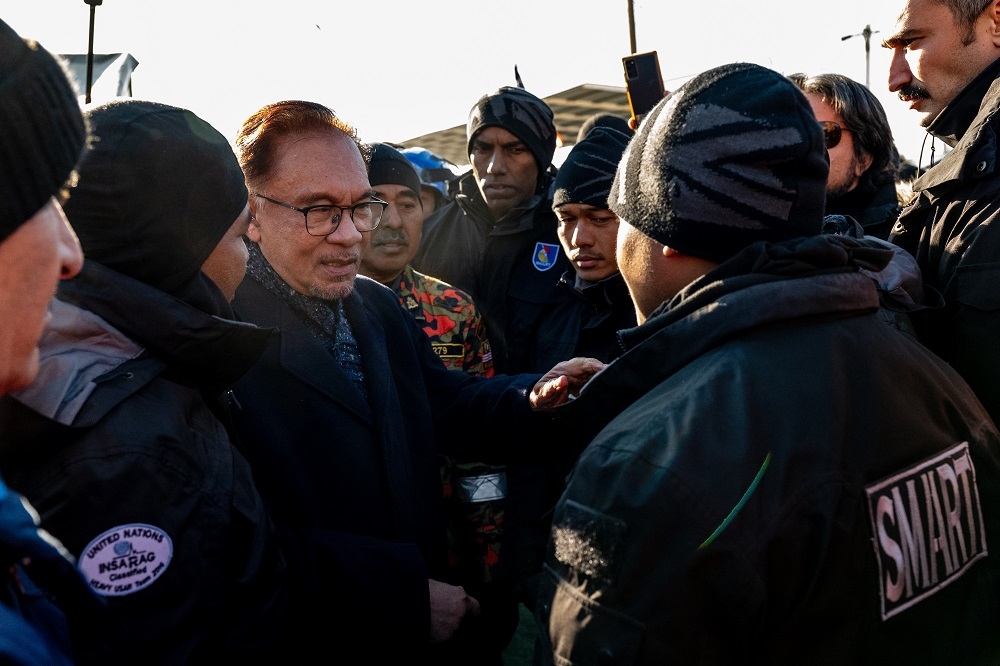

{"left": 623, "top": 51, "right": 667, "bottom": 128}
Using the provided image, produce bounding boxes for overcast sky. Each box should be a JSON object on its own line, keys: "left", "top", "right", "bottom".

{"left": 6, "top": 1, "right": 928, "bottom": 166}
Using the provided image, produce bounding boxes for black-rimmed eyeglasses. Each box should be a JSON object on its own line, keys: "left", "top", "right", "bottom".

{"left": 819, "top": 121, "right": 849, "bottom": 150}
{"left": 252, "top": 193, "right": 387, "bottom": 235}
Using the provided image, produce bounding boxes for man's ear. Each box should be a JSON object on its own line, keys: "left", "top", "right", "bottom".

{"left": 987, "top": 0, "right": 1000, "bottom": 45}
{"left": 856, "top": 152, "right": 874, "bottom": 179}
{"left": 246, "top": 196, "right": 262, "bottom": 243}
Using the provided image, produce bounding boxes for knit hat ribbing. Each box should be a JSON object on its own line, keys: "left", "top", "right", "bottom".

{"left": 609, "top": 62, "right": 828, "bottom": 264}
{"left": 553, "top": 127, "right": 632, "bottom": 209}
{"left": 62, "top": 99, "right": 248, "bottom": 298}
{"left": 0, "top": 19, "right": 87, "bottom": 240}
{"left": 368, "top": 143, "right": 423, "bottom": 197}
{"left": 467, "top": 86, "right": 557, "bottom": 170}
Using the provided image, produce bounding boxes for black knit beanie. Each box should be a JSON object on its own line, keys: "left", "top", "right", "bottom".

{"left": 609, "top": 62, "right": 828, "bottom": 264}
{"left": 0, "top": 18, "right": 87, "bottom": 240}
{"left": 467, "top": 86, "right": 557, "bottom": 170}
{"left": 368, "top": 143, "right": 423, "bottom": 196}
{"left": 553, "top": 127, "right": 632, "bottom": 209}
{"left": 62, "top": 99, "right": 248, "bottom": 298}
{"left": 576, "top": 112, "right": 633, "bottom": 143}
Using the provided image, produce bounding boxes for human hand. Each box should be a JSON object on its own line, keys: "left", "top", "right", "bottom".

{"left": 428, "top": 579, "right": 480, "bottom": 643}
{"left": 529, "top": 357, "right": 606, "bottom": 411}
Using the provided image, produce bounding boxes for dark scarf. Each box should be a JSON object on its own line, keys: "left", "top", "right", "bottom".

{"left": 245, "top": 242, "right": 368, "bottom": 400}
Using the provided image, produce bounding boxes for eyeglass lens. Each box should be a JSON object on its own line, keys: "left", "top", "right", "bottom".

{"left": 820, "top": 121, "right": 843, "bottom": 150}
{"left": 306, "top": 202, "right": 383, "bottom": 236}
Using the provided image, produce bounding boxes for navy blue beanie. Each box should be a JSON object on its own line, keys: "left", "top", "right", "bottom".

{"left": 553, "top": 127, "right": 632, "bottom": 209}
{"left": 0, "top": 18, "right": 87, "bottom": 240}
{"left": 368, "top": 143, "right": 423, "bottom": 196}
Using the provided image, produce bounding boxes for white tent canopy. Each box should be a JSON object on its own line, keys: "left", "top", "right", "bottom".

{"left": 59, "top": 53, "right": 138, "bottom": 104}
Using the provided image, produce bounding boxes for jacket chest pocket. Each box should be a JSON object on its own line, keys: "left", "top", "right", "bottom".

{"left": 956, "top": 263, "right": 1000, "bottom": 312}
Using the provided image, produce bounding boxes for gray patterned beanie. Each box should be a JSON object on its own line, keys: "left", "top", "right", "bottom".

{"left": 553, "top": 126, "right": 632, "bottom": 209}
{"left": 0, "top": 18, "right": 87, "bottom": 241}
{"left": 609, "top": 62, "right": 828, "bottom": 263}
{"left": 467, "top": 86, "right": 557, "bottom": 170}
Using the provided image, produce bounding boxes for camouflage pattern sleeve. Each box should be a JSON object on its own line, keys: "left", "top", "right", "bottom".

{"left": 400, "top": 266, "right": 494, "bottom": 378}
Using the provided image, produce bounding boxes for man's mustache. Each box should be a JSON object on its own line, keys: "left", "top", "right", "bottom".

{"left": 371, "top": 229, "right": 409, "bottom": 246}
{"left": 898, "top": 83, "right": 930, "bottom": 101}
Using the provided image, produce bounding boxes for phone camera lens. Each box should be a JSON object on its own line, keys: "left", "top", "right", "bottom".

{"left": 625, "top": 60, "right": 638, "bottom": 79}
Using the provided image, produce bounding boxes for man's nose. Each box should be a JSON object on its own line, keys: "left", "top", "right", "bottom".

{"left": 325, "top": 215, "right": 364, "bottom": 246}
{"left": 887, "top": 48, "right": 911, "bottom": 93}
{"left": 382, "top": 203, "right": 403, "bottom": 228}
{"left": 487, "top": 150, "right": 507, "bottom": 174}
{"left": 572, "top": 223, "right": 593, "bottom": 248}
{"left": 56, "top": 204, "right": 83, "bottom": 280}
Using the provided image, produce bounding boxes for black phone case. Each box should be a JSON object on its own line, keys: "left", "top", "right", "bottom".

{"left": 623, "top": 51, "right": 665, "bottom": 120}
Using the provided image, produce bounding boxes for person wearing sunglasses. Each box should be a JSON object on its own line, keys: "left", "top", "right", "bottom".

{"left": 790, "top": 72, "right": 902, "bottom": 240}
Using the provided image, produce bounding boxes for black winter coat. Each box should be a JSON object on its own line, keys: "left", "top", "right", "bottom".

{"left": 229, "top": 274, "right": 541, "bottom": 661}
{"left": 412, "top": 171, "right": 574, "bottom": 374}
{"left": 891, "top": 55, "right": 1000, "bottom": 425}
{"left": 539, "top": 235, "right": 1000, "bottom": 664}
{"left": 0, "top": 261, "right": 287, "bottom": 665}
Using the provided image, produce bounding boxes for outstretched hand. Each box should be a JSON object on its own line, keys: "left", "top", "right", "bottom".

{"left": 428, "top": 579, "right": 480, "bottom": 644}
{"left": 529, "top": 357, "right": 606, "bottom": 411}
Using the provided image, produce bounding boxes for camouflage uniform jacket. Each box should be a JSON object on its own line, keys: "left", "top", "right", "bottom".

{"left": 390, "top": 265, "right": 494, "bottom": 378}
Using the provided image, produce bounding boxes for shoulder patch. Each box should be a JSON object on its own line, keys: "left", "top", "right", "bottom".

{"left": 866, "top": 442, "right": 987, "bottom": 620}
{"left": 78, "top": 523, "right": 173, "bottom": 597}
{"left": 532, "top": 242, "right": 561, "bottom": 272}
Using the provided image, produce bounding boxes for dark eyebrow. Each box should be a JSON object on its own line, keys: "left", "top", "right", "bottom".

{"left": 881, "top": 29, "right": 914, "bottom": 49}
{"left": 471, "top": 138, "right": 526, "bottom": 150}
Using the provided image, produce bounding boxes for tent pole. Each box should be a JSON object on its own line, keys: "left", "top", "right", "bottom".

{"left": 84, "top": 0, "right": 102, "bottom": 104}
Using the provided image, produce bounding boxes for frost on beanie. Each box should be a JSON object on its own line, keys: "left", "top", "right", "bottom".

{"left": 467, "top": 86, "right": 557, "bottom": 170}
{"left": 553, "top": 126, "right": 632, "bottom": 209}
{"left": 609, "top": 62, "right": 828, "bottom": 264}
{"left": 0, "top": 18, "right": 86, "bottom": 240}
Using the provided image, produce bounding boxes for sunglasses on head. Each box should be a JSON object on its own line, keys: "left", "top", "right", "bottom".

{"left": 819, "top": 120, "right": 848, "bottom": 150}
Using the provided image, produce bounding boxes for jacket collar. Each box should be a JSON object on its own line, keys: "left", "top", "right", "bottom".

{"left": 927, "top": 56, "right": 1000, "bottom": 147}
{"left": 556, "top": 235, "right": 889, "bottom": 441}
{"left": 236, "top": 275, "right": 393, "bottom": 424}
{"left": 57, "top": 261, "right": 276, "bottom": 392}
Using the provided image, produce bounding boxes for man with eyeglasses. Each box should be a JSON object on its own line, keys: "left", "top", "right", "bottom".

{"left": 884, "top": 0, "right": 1000, "bottom": 425}
{"left": 790, "top": 72, "right": 902, "bottom": 240}
{"left": 226, "top": 100, "right": 602, "bottom": 663}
